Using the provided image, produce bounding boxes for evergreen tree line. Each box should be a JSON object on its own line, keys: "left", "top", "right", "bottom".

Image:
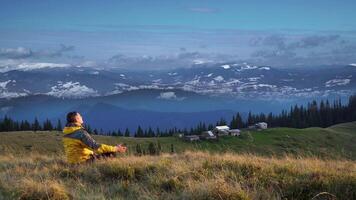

{"left": 0, "top": 95, "right": 355, "bottom": 135}
{"left": 229, "top": 95, "right": 356, "bottom": 129}
{"left": 134, "top": 142, "right": 175, "bottom": 156}
{"left": 0, "top": 117, "right": 63, "bottom": 132}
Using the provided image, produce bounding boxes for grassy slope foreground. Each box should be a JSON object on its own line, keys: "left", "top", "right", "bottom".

{"left": 0, "top": 152, "right": 355, "bottom": 200}
{"left": 0, "top": 122, "right": 355, "bottom": 199}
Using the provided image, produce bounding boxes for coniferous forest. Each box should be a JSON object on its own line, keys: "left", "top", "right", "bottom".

{"left": 0, "top": 95, "right": 355, "bottom": 137}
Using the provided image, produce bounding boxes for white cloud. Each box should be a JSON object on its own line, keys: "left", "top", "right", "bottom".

{"left": 0, "top": 47, "right": 32, "bottom": 59}
{"left": 157, "top": 91, "right": 186, "bottom": 101}
{"left": 46, "top": 81, "right": 99, "bottom": 98}
{"left": 0, "top": 44, "right": 74, "bottom": 60}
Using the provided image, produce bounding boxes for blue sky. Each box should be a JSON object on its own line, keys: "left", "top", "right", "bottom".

{"left": 1, "top": 0, "right": 355, "bottom": 31}
{"left": 0, "top": 0, "right": 356, "bottom": 69}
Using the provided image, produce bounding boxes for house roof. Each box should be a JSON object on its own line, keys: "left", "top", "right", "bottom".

{"left": 184, "top": 135, "right": 200, "bottom": 138}
{"left": 229, "top": 129, "right": 241, "bottom": 132}
{"left": 256, "top": 122, "right": 267, "bottom": 125}
{"left": 202, "top": 131, "right": 215, "bottom": 137}
{"left": 215, "top": 125, "right": 230, "bottom": 130}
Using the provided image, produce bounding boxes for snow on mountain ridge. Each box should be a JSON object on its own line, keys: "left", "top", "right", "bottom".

{"left": 325, "top": 79, "right": 351, "bottom": 87}
{"left": 46, "top": 81, "right": 99, "bottom": 99}
{"left": 17, "top": 62, "right": 71, "bottom": 71}
{"left": 0, "top": 80, "right": 27, "bottom": 98}
{"left": 221, "top": 64, "right": 230, "bottom": 69}
{"left": 0, "top": 62, "right": 72, "bottom": 73}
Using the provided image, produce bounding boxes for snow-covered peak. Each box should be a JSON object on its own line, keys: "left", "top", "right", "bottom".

{"left": 0, "top": 62, "right": 71, "bottom": 73}
{"left": 205, "top": 73, "right": 213, "bottom": 77}
{"left": 89, "top": 71, "right": 100, "bottom": 75}
{"left": 168, "top": 72, "right": 178, "bottom": 76}
{"left": 259, "top": 67, "right": 270, "bottom": 70}
{"left": 193, "top": 59, "right": 206, "bottom": 65}
{"left": 17, "top": 62, "right": 71, "bottom": 71}
{"left": 213, "top": 76, "right": 224, "bottom": 82}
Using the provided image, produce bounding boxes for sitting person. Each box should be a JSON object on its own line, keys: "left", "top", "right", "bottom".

{"left": 62, "top": 111, "right": 127, "bottom": 164}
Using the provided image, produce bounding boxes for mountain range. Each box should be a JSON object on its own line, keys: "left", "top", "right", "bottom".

{"left": 0, "top": 62, "right": 355, "bottom": 132}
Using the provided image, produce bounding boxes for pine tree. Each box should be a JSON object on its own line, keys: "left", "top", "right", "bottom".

{"left": 32, "top": 117, "right": 41, "bottom": 132}
{"left": 136, "top": 144, "right": 143, "bottom": 156}
{"left": 56, "top": 119, "right": 62, "bottom": 131}
{"left": 247, "top": 111, "right": 254, "bottom": 125}
{"left": 237, "top": 113, "right": 244, "bottom": 128}
{"left": 170, "top": 144, "right": 175, "bottom": 154}
{"left": 156, "top": 127, "right": 161, "bottom": 137}
{"left": 135, "top": 126, "right": 144, "bottom": 137}
{"left": 157, "top": 141, "right": 162, "bottom": 155}
{"left": 117, "top": 129, "right": 123, "bottom": 136}
{"left": 124, "top": 128, "right": 130, "bottom": 137}
{"left": 43, "top": 119, "right": 53, "bottom": 131}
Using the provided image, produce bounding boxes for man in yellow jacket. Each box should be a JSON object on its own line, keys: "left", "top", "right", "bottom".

{"left": 62, "top": 111, "right": 127, "bottom": 164}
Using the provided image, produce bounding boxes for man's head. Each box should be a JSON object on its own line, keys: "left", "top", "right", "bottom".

{"left": 66, "top": 111, "right": 83, "bottom": 125}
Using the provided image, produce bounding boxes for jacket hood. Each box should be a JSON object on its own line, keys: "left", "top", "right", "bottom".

{"left": 63, "top": 123, "right": 83, "bottom": 134}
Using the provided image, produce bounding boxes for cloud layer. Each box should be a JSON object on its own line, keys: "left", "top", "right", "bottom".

{"left": 0, "top": 44, "right": 75, "bottom": 60}
{"left": 0, "top": 30, "right": 356, "bottom": 70}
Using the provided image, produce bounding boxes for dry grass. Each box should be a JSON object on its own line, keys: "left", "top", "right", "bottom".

{"left": 0, "top": 151, "right": 355, "bottom": 200}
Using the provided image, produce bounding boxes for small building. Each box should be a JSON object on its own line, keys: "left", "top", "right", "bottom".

{"left": 255, "top": 122, "right": 268, "bottom": 130}
{"left": 228, "top": 129, "right": 241, "bottom": 136}
{"left": 183, "top": 135, "right": 200, "bottom": 142}
{"left": 200, "top": 131, "right": 217, "bottom": 140}
{"left": 248, "top": 125, "right": 256, "bottom": 129}
{"left": 213, "top": 125, "right": 230, "bottom": 136}
{"left": 173, "top": 132, "right": 184, "bottom": 138}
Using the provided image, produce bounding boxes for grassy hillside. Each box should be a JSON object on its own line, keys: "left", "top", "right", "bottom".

{"left": 0, "top": 152, "right": 355, "bottom": 200}
{"left": 0, "top": 122, "right": 355, "bottom": 199}
{"left": 0, "top": 122, "right": 355, "bottom": 159}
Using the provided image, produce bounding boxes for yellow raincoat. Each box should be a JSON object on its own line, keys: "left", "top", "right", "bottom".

{"left": 62, "top": 123, "right": 116, "bottom": 164}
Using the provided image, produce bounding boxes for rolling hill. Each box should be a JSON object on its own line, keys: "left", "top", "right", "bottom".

{"left": 0, "top": 122, "right": 355, "bottom": 199}
{"left": 1, "top": 121, "right": 355, "bottom": 160}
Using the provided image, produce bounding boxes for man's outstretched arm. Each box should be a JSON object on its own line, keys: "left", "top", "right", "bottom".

{"left": 80, "top": 130, "right": 117, "bottom": 154}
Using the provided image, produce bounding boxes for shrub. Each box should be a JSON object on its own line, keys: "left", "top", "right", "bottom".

{"left": 17, "top": 180, "right": 71, "bottom": 200}
{"left": 240, "top": 131, "right": 254, "bottom": 142}
{"left": 148, "top": 142, "right": 157, "bottom": 155}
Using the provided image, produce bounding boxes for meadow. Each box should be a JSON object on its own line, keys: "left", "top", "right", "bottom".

{"left": 0, "top": 122, "right": 355, "bottom": 159}
{"left": 0, "top": 122, "right": 355, "bottom": 199}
